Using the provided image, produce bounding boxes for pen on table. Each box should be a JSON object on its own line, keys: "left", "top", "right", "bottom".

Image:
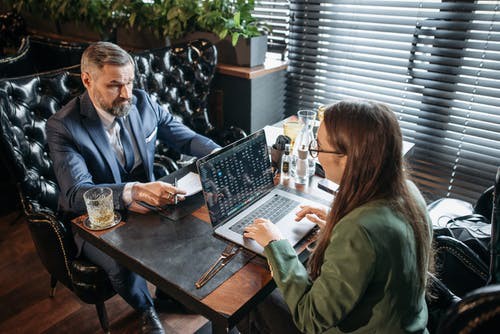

{"left": 173, "top": 177, "right": 178, "bottom": 205}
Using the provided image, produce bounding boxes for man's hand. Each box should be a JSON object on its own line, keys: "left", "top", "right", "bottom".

{"left": 295, "top": 205, "right": 328, "bottom": 230}
{"left": 129, "top": 181, "right": 186, "bottom": 213}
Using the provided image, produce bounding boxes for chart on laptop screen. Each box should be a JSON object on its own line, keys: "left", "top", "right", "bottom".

{"left": 198, "top": 132, "right": 274, "bottom": 226}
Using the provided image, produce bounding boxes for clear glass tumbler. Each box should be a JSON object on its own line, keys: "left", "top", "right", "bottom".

{"left": 83, "top": 187, "right": 114, "bottom": 229}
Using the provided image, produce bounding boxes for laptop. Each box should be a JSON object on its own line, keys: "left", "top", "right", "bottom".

{"left": 196, "top": 130, "right": 318, "bottom": 256}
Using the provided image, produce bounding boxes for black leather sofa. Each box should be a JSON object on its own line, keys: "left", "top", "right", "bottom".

{"left": 0, "top": 38, "right": 244, "bottom": 332}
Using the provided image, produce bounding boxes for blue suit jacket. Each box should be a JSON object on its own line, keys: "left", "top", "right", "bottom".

{"left": 46, "top": 89, "right": 219, "bottom": 216}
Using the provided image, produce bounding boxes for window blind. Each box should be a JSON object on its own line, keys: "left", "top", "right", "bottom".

{"left": 285, "top": 0, "right": 500, "bottom": 203}
{"left": 255, "top": 0, "right": 290, "bottom": 53}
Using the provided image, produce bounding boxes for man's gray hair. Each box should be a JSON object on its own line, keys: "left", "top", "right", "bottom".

{"left": 81, "top": 41, "right": 134, "bottom": 72}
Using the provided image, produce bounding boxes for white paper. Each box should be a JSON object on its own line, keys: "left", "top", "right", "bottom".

{"left": 402, "top": 141, "right": 414, "bottom": 156}
{"left": 263, "top": 125, "right": 283, "bottom": 147}
{"left": 176, "top": 172, "right": 202, "bottom": 196}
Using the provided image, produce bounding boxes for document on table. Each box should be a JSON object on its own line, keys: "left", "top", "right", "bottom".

{"left": 263, "top": 125, "right": 283, "bottom": 147}
{"left": 177, "top": 172, "right": 202, "bottom": 196}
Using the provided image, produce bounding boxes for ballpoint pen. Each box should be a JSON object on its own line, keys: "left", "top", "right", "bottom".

{"left": 173, "top": 177, "right": 178, "bottom": 205}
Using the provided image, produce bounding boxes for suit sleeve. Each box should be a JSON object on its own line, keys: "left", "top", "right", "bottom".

{"left": 46, "top": 116, "right": 126, "bottom": 215}
{"left": 146, "top": 94, "right": 220, "bottom": 157}
{"left": 264, "top": 221, "right": 376, "bottom": 334}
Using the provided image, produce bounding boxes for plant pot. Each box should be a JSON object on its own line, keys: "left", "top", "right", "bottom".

{"left": 58, "top": 21, "right": 100, "bottom": 42}
{"left": 117, "top": 27, "right": 169, "bottom": 50}
{"left": 217, "top": 34, "right": 267, "bottom": 67}
{"left": 22, "top": 11, "right": 59, "bottom": 35}
{"left": 176, "top": 32, "right": 267, "bottom": 67}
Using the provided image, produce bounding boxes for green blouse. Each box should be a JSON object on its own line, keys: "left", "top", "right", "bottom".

{"left": 264, "top": 188, "right": 430, "bottom": 333}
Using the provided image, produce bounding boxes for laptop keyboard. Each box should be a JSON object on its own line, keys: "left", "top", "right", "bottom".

{"left": 229, "top": 194, "right": 300, "bottom": 234}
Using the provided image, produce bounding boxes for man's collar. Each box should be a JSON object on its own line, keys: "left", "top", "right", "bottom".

{"left": 94, "top": 104, "right": 115, "bottom": 130}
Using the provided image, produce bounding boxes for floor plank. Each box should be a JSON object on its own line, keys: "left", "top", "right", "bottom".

{"left": 0, "top": 211, "right": 209, "bottom": 334}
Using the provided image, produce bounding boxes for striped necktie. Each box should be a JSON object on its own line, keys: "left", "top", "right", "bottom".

{"left": 117, "top": 117, "right": 135, "bottom": 171}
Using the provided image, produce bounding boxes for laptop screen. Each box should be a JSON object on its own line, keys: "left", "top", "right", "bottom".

{"left": 197, "top": 130, "right": 274, "bottom": 227}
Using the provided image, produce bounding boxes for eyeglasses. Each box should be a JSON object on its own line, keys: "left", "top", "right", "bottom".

{"left": 308, "top": 140, "right": 342, "bottom": 158}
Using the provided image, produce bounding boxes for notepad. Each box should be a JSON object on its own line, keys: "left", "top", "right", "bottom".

{"left": 177, "top": 172, "right": 202, "bottom": 196}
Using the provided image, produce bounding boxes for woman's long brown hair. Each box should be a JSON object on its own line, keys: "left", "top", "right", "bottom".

{"left": 308, "top": 100, "right": 432, "bottom": 294}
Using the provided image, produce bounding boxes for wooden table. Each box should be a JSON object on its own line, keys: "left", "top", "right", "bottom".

{"left": 72, "top": 166, "right": 332, "bottom": 333}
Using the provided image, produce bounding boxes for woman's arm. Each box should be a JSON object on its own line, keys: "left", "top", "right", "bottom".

{"left": 264, "top": 221, "right": 376, "bottom": 333}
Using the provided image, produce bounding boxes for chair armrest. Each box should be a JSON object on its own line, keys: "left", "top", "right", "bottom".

{"left": 427, "top": 273, "right": 461, "bottom": 333}
{"left": 208, "top": 125, "right": 247, "bottom": 147}
{"left": 26, "top": 210, "right": 77, "bottom": 289}
{"left": 71, "top": 259, "right": 116, "bottom": 304}
{"left": 153, "top": 154, "right": 179, "bottom": 179}
{"left": 434, "top": 235, "right": 488, "bottom": 297}
{"left": 436, "top": 284, "right": 500, "bottom": 334}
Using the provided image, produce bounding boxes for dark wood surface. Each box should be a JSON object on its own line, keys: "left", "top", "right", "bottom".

{"left": 0, "top": 211, "right": 208, "bottom": 334}
{"left": 217, "top": 57, "right": 288, "bottom": 79}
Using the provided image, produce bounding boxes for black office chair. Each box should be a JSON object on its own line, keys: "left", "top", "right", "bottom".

{"left": 0, "top": 68, "right": 116, "bottom": 333}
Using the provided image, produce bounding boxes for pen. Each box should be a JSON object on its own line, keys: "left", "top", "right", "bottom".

{"left": 174, "top": 177, "right": 178, "bottom": 205}
{"left": 137, "top": 200, "right": 162, "bottom": 212}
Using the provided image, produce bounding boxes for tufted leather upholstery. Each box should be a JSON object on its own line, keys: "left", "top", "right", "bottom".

{"left": 434, "top": 235, "right": 489, "bottom": 298}
{"left": 0, "top": 68, "right": 116, "bottom": 332}
{"left": 134, "top": 39, "right": 216, "bottom": 136}
{"left": 436, "top": 284, "right": 500, "bottom": 334}
{"left": 0, "top": 63, "right": 196, "bottom": 328}
{"left": 0, "top": 68, "right": 82, "bottom": 213}
{"left": 0, "top": 35, "right": 88, "bottom": 78}
{"left": 1, "top": 36, "right": 245, "bottom": 155}
{"left": 132, "top": 39, "right": 246, "bottom": 158}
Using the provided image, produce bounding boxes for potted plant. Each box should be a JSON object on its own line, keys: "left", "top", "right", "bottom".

{"left": 5, "top": 0, "right": 269, "bottom": 60}
{"left": 129, "top": 0, "right": 198, "bottom": 44}
{"left": 196, "top": 0, "right": 269, "bottom": 67}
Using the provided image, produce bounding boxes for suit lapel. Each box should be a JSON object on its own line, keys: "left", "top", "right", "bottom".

{"left": 127, "top": 104, "right": 153, "bottom": 181}
{"left": 80, "top": 93, "right": 122, "bottom": 183}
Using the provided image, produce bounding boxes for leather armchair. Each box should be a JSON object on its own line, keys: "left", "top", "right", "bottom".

{"left": 434, "top": 235, "right": 489, "bottom": 297}
{"left": 427, "top": 181, "right": 500, "bottom": 332}
{"left": 436, "top": 284, "right": 500, "bottom": 334}
{"left": 0, "top": 69, "right": 116, "bottom": 333}
{"left": 427, "top": 187, "right": 493, "bottom": 298}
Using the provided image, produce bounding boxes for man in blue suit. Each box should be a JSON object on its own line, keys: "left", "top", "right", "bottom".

{"left": 46, "top": 42, "right": 220, "bottom": 334}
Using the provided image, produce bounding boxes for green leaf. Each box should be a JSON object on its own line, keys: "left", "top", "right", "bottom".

{"left": 129, "top": 12, "right": 136, "bottom": 27}
{"left": 234, "top": 11, "right": 240, "bottom": 26}
{"left": 232, "top": 32, "right": 240, "bottom": 46}
{"left": 220, "top": 29, "right": 228, "bottom": 39}
{"left": 167, "top": 7, "right": 178, "bottom": 20}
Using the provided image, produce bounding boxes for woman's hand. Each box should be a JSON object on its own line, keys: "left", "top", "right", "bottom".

{"left": 295, "top": 205, "right": 328, "bottom": 230}
{"left": 244, "top": 218, "right": 284, "bottom": 247}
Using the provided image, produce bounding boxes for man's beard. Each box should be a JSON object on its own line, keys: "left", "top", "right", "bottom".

{"left": 96, "top": 93, "right": 132, "bottom": 117}
{"left": 106, "top": 98, "right": 132, "bottom": 117}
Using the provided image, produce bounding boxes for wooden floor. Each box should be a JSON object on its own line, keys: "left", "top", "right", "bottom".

{"left": 0, "top": 211, "right": 209, "bottom": 334}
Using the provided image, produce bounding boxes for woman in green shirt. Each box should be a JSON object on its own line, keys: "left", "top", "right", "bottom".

{"left": 241, "top": 100, "right": 433, "bottom": 333}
